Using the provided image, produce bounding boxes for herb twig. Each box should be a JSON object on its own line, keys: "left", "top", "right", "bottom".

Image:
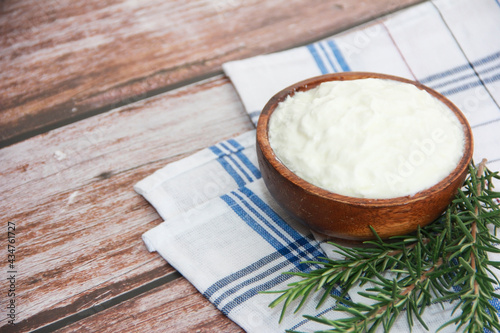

{"left": 266, "top": 160, "right": 500, "bottom": 332}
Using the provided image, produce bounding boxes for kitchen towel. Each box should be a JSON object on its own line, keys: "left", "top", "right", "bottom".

{"left": 136, "top": 0, "right": 500, "bottom": 332}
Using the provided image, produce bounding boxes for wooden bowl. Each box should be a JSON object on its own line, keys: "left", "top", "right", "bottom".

{"left": 256, "top": 72, "right": 474, "bottom": 241}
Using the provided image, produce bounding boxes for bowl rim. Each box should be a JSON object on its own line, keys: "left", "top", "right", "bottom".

{"left": 256, "top": 72, "right": 474, "bottom": 207}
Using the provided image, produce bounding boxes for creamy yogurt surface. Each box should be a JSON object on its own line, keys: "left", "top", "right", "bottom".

{"left": 268, "top": 78, "right": 465, "bottom": 199}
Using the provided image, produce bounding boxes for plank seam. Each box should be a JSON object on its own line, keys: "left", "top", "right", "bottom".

{"left": 28, "top": 271, "right": 183, "bottom": 333}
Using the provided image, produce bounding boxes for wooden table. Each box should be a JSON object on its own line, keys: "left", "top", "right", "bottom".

{"left": 0, "top": 1, "right": 424, "bottom": 331}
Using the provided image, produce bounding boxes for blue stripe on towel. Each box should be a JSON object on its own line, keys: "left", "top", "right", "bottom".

{"left": 208, "top": 189, "right": 326, "bottom": 314}
{"left": 227, "top": 139, "right": 262, "bottom": 179}
{"left": 236, "top": 151, "right": 262, "bottom": 179}
{"left": 328, "top": 40, "right": 351, "bottom": 71}
{"left": 225, "top": 153, "right": 253, "bottom": 183}
{"left": 211, "top": 256, "right": 299, "bottom": 307}
{"left": 417, "top": 50, "right": 500, "bottom": 96}
{"left": 417, "top": 51, "right": 500, "bottom": 84}
{"left": 308, "top": 40, "right": 351, "bottom": 74}
{"left": 203, "top": 251, "right": 284, "bottom": 299}
{"left": 221, "top": 193, "right": 309, "bottom": 268}
{"left": 227, "top": 138, "right": 244, "bottom": 150}
{"left": 289, "top": 304, "right": 339, "bottom": 331}
{"left": 486, "top": 72, "right": 500, "bottom": 85}
{"left": 219, "top": 141, "right": 240, "bottom": 154}
{"left": 239, "top": 187, "right": 302, "bottom": 241}
{"left": 204, "top": 241, "right": 319, "bottom": 310}
{"left": 238, "top": 187, "right": 323, "bottom": 262}
{"left": 209, "top": 146, "right": 246, "bottom": 187}
{"left": 440, "top": 80, "right": 485, "bottom": 96}
{"left": 473, "top": 50, "right": 500, "bottom": 67}
{"left": 210, "top": 141, "right": 261, "bottom": 184}
{"left": 307, "top": 44, "right": 328, "bottom": 74}
{"left": 219, "top": 272, "right": 294, "bottom": 315}
{"left": 231, "top": 190, "right": 320, "bottom": 268}
{"left": 319, "top": 42, "right": 338, "bottom": 72}
{"left": 208, "top": 144, "right": 225, "bottom": 157}
{"left": 418, "top": 63, "right": 473, "bottom": 84}
{"left": 481, "top": 63, "right": 500, "bottom": 76}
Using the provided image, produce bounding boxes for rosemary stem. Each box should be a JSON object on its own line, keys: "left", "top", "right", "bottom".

{"left": 471, "top": 159, "right": 486, "bottom": 295}
{"left": 353, "top": 256, "right": 445, "bottom": 330}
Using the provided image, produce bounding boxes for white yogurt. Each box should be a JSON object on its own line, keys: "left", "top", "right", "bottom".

{"left": 268, "top": 78, "right": 465, "bottom": 199}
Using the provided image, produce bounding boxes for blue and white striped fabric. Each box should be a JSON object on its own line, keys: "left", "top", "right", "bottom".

{"left": 140, "top": 178, "right": 347, "bottom": 332}
{"left": 135, "top": 130, "right": 259, "bottom": 220}
{"left": 138, "top": 0, "right": 500, "bottom": 332}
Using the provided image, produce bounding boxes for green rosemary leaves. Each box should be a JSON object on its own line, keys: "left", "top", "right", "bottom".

{"left": 267, "top": 160, "right": 500, "bottom": 332}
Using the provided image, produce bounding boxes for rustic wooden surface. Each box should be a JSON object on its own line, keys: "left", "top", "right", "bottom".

{"left": 1, "top": 0, "right": 423, "bottom": 147}
{"left": 55, "top": 277, "right": 244, "bottom": 333}
{"left": 0, "top": 76, "right": 253, "bottom": 332}
{"left": 0, "top": 0, "right": 424, "bottom": 332}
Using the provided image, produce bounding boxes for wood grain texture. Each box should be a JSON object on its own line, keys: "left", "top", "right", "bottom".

{"left": 55, "top": 277, "right": 244, "bottom": 333}
{"left": 0, "top": 0, "right": 424, "bottom": 146}
{"left": 0, "top": 75, "right": 253, "bottom": 332}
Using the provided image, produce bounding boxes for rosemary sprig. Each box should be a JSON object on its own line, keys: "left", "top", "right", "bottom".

{"left": 267, "top": 160, "right": 500, "bottom": 332}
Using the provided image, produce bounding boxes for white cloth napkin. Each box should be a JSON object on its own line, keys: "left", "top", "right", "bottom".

{"left": 136, "top": 0, "right": 500, "bottom": 332}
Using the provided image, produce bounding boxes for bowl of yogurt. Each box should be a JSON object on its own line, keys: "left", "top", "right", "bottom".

{"left": 256, "top": 72, "right": 473, "bottom": 241}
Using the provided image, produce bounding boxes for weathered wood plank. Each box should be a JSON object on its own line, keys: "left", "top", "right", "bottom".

{"left": 0, "top": 75, "right": 253, "bottom": 332}
{"left": 0, "top": 0, "right": 424, "bottom": 146}
{"left": 0, "top": 76, "right": 249, "bottom": 204}
{"left": 55, "top": 277, "right": 244, "bottom": 333}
